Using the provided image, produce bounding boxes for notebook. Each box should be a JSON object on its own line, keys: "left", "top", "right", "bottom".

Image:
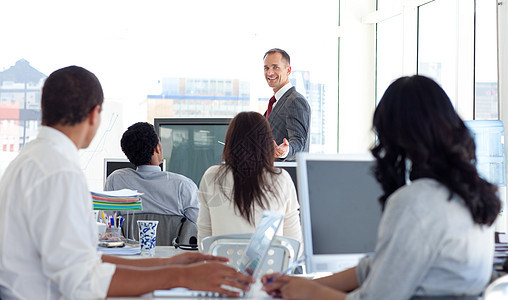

{"left": 152, "top": 210, "right": 284, "bottom": 298}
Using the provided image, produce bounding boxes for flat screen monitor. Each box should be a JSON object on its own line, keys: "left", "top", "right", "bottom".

{"left": 297, "top": 153, "right": 383, "bottom": 274}
{"left": 154, "top": 118, "right": 230, "bottom": 186}
{"left": 104, "top": 158, "right": 166, "bottom": 184}
{"left": 274, "top": 162, "right": 298, "bottom": 200}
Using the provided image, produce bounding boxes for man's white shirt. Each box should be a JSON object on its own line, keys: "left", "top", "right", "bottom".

{"left": 0, "top": 126, "right": 115, "bottom": 299}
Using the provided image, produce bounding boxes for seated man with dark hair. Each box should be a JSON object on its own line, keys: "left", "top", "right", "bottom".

{"left": 105, "top": 122, "right": 199, "bottom": 223}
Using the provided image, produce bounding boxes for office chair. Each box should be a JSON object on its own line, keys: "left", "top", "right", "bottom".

{"left": 201, "top": 233, "right": 300, "bottom": 276}
{"left": 171, "top": 217, "right": 198, "bottom": 250}
{"left": 122, "top": 212, "right": 197, "bottom": 247}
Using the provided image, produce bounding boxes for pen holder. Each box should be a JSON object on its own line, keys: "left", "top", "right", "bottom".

{"left": 100, "top": 227, "right": 125, "bottom": 242}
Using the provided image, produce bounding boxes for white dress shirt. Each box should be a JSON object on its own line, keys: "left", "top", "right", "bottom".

{"left": 272, "top": 82, "right": 293, "bottom": 110}
{"left": 0, "top": 126, "right": 116, "bottom": 300}
{"left": 197, "top": 165, "right": 302, "bottom": 249}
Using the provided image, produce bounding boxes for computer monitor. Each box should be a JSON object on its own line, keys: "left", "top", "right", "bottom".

{"left": 154, "top": 118, "right": 230, "bottom": 186}
{"left": 274, "top": 162, "right": 298, "bottom": 200}
{"left": 297, "top": 153, "right": 383, "bottom": 274}
{"left": 104, "top": 158, "right": 166, "bottom": 184}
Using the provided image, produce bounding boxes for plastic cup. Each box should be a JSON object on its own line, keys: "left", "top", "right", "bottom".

{"left": 97, "top": 222, "right": 107, "bottom": 240}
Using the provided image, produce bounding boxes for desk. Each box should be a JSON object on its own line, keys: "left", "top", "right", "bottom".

{"left": 107, "top": 246, "right": 274, "bottom": 300}
{"left": 116, "top": 246, "right": 186, "bottom": 259}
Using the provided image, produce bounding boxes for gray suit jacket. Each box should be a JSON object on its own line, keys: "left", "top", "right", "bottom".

{"left": 266, "top": 87, "right": 311, "bottom": 161}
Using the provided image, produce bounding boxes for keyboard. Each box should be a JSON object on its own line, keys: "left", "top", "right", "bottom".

{"left": 153, "top": 286, "right": 246, "bottom": 298}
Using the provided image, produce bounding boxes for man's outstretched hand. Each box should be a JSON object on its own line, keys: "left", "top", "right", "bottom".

{"left": 273, "top": 138, "right": 289, "bottom": 158}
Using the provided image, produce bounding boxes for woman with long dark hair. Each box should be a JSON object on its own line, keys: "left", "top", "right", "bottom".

{"left": 262, "top": 75, "right": 500, "bottom": 299}
{"left": 197, "top": 111, "right": 302, "bottom": 248}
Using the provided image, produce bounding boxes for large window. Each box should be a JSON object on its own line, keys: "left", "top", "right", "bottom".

{"left": 373, "top": 0, "right": 498, "bottom": 120}
{"left": 2, "top": 0, "right": 500, "bottom": 189}
{"left": 376, "top": 14, "right": 403, "bottom": 103}
{"left": 418, "top": 0, "right": 460, "bottom": 106}
{"left": 0, "top": 0, "right": 339, "bottom": 189}
{"left": 474, "top": 0, "right": 499, "bottom": 120}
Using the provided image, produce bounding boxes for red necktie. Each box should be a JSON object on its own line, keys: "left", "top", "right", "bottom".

{"left": 266, "top": 96, "right": 276, "bottom": 119}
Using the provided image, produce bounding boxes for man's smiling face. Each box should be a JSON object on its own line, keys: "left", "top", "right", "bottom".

{"left": 264, "top": 52, "right": 291, "bottom": 93}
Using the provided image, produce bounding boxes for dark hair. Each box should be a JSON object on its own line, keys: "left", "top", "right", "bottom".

{"left": 371, "top": 75, "right": 500, "bottom": 225}
{"left": 263, "top": 48, "right": 291, "bottom": 65}
{"left": 217, "top": 111, "right": 281, "bottom": 224}
{"left": 41, "top": 66, "right": 103, "bottom": 126}
{"left": 121, "top": 122, "right": 159, "bottom": 167}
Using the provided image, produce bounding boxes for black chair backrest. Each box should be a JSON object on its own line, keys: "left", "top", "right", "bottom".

{"left": 121, "top": 213, "right": 197, "bottom": 246}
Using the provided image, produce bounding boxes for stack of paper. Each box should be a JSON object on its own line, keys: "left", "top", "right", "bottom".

{"left": 91, "top": 189, "right": 143, "bottom": 211}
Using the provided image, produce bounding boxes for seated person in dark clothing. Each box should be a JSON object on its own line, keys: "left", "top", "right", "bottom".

{"left": 105, "top": 122, "right": 199, "bottom": 222}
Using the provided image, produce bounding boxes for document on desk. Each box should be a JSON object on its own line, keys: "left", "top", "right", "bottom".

{"left": 97, "top": 244, "right": 141, "bottom": 255}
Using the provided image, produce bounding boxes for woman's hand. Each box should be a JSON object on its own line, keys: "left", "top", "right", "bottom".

{"left": 262, "top": 274, "right": 317, "bottom": 299}
{"left": 262, "top": 274, "right": 347, "bottom": 300}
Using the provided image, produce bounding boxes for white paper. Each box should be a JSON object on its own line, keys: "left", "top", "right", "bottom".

{"left": 91, "top": 189, "right": 143, "bottom": 197}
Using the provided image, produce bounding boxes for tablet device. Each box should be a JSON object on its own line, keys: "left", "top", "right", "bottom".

{"left": 237, "top": 210, "right": 284, "bottom": 278}
{"left": 152, "top": 210, "right": 284, "bottom": 298}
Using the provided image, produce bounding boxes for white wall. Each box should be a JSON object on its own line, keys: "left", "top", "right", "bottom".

{"left": 338, "top": 0, "right": 377, "bottom": 154}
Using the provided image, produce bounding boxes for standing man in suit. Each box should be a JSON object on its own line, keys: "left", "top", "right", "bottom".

{"left": 263, "top": 48, "right": 311, "bottom": 161}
